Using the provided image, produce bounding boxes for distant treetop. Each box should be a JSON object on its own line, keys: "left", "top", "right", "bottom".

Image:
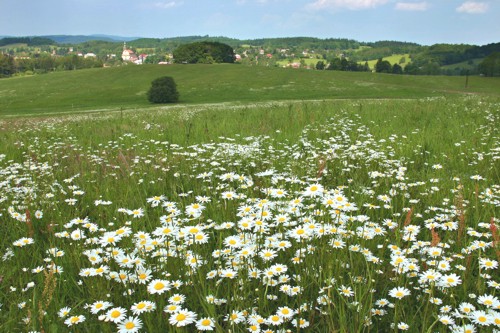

{"left": 173, "top": 41, "right": 235, "bottom": 64}
{"left": 0, "top": 37, "right": 55, "bottom": 47}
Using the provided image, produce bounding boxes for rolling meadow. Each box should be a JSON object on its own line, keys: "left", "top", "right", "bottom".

{"left": 0, "top": 65, "right": 499, "bottom": 332}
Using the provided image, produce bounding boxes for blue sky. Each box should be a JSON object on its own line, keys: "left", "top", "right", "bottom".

{"left": 1, "top": 0, "right": 498, "bottom": 45}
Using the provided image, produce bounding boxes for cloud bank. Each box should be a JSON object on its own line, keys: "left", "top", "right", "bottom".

{"left": 308, "top": 0, "right": 389, "bottom": 11}
{"left": 456, "top": 1, "right": 489, "bottom": 14}
{"left": 395, "top": 2, "right": 428, "bottom": 11}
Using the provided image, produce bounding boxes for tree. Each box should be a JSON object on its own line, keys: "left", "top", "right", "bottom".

{"left": 478, "top": 52, "right": 500, "bottom": 77}
{"left": 0, "top": 53, "right": 15, "bottom": 77}
{"left": 375, "top": 58, "right": 392, "bottom": 73}
{"left": 147, "top": 76, "right": 179, "bottom": 103}
{"left": 315, "top": 60, "right": 325, "bottom": 70}
{"left": 392, "top": 63, "right": 403, "bottom": 74}
{"left": 328, "top": 58, "right": 342, "bottom": 70}
{"left": 173, "top": 42, "right": 234, "bottom": 64}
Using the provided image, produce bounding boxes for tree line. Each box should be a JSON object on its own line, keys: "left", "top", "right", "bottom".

{"left": 0, "top": 53, "right": 103, "bottom": 77}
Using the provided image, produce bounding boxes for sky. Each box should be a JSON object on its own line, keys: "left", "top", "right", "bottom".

{"left": 0, "top": 0, "right": 498, "bottom": 45}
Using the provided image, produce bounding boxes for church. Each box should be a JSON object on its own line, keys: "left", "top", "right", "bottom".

{"left": 122, "top": 42, "right": 138, "bottom": 62}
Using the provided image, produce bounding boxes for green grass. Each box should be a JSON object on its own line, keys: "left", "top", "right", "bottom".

{"left": 1, "top": 64, "right": 499, "bottom": 117}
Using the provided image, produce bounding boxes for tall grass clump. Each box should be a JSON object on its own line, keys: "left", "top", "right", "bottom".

{"left": 0, "top": 95, "right": 499, "bottom": 332}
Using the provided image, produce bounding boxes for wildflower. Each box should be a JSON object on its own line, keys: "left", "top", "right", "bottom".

{"left": 339, "top": 285, "right": 354, "bottom": 297}
{"left": 222, "top": 191, "right": 237, "bottom": 200}
{"left": 438, "top": 273, "right": 462, "bottom": 288}
{"left": 397, "top": 322, "right": 409, "bottom": 330}
{"left": 302, "top": 183, "right": 324, "bottom": 197}
{"left": 225, "top": 310, "right": 245, "bottom": 324}
{"left": 64, "top": 315, "right": 85, "bottom": 326}
{"left": 90, "top": 301, "right": 112, "bottom": 314}
{"left": 375, "top": 299, "right": 390, "bottom": 307}
{"left": 164, "top": 304, "right": 180, "bottom": 313}
{"left": 477, "top": 294, "right": 499, "bottom": 308}
{"left": 147, "top": 195, "right": 165, "bottom": 207}
{"left": 169, "top": 294, "right": 186, "bottom": 305}
{"left": 479, "top": 258, "right": 498, "bottom": 270}
{"left": 450, "top": 324, "right": 476, "bottom": 333}
{"left": 470, "top": 310, "right": 492, "bottom": 325}
{"left": 276, "top": 306, "right": 295, "bottom": 319}
{"left": 13, "top": 237, "right": 34, "bottom": 247}
{"left": 266, "top": 314, "right": 283, "bottom": 326}
{"left": 147, "top": 279, "right": 171, "bottom": 295}
{"left": 117, "top": 316, "right": 142, "bottom": 333}
{"left": 458, "top": 302, "right": 475, "bottom": 315}
{"left": 169, "top": 309, "right": 197, "bottom": 327}
{"left": 247, "top": 324, "right": 261, "bottom": 332}
{"left": 196, "top": 317, "right": 215, "bottom": 331}
{"left": 389, "top": 287, "right": 410, "bottom": 300}
{"left": 331, "top": 238, "right": 346, "bottom": 249}
{"left": 259, "top": 248, "right": 277, "bottom": 261}
{"left": 105, "top": 307, "right": 127, "bottom": 323}
{"left": 438, "top": 315, "right": 455, "bottom": 326}
{"left": 58, "top": 307, "right": 71, "bottom": 318}
{"left": 131, "top": 301, "right": 155, "bottom": 315}
{"left": 128, "top": 208, "right": 144, "bottom": 218}
{"left": 220, "top": 269, "right": 238, "bottom": 279}
{"left": 135, "top": 269, "right": 152, "bottom": 284}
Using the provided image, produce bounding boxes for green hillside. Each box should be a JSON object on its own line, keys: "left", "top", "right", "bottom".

{"left": 362, "top": 54, "right": 410, "bottom": 70}
{"left": 1, "top": 64, "right": 499, "bottom": 117}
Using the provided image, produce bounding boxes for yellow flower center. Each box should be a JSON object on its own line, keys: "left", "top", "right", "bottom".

{"left": 176, "top": 313, "right": 187, "bottom": 321}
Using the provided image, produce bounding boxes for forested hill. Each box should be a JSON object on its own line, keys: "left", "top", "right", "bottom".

{"left": 2, "top": 35, "right": 498, "bottom": 59}
{"left": 0, "top": 37, "right": 56, "bottom": 47}
{"left": 1, "top": 35, "right": 499, "bottom": 77}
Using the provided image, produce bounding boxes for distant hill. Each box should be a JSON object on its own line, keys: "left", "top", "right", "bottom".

{"left": 0, "top": 36, "right": 56, "bottom": 47}
{"left": 43, "top": 34, "right": 141, "bottom": 44}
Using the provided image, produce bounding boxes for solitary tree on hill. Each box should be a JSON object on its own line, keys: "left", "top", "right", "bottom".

{"left": 147, "top": 76, "right": 179, "bottom": 104}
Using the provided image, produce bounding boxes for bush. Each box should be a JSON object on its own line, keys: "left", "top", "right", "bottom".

{"left": 147, "top": 76, "right": 179, "bottom": 103}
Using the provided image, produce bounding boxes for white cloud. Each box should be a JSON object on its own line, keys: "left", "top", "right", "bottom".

{"left": 456, "top": 1, "right": 489, "bottom": 14}
{"left": 307, "top": 0, "right": 389, "bottom": 11}
{"left": 395, "top": 2, "right": 428, "bottom": 11}
{"left": 154, "top": 1, "right": 183, "bottom": 9}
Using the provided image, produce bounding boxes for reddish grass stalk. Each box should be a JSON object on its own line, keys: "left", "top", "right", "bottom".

{"left": 25, "top": 209, "right": 34, "bottom": 238}
{"left": 431, "top": 227, "right": 441, "bottom": 247}
{"left": 317, "top": 158, "right": 327, "bottom": 179}
{"left": 490, "top": 217, "right": 500, "bottom": 262}
{"left": 404, "top": 207, "right": 414, "bottom": 227}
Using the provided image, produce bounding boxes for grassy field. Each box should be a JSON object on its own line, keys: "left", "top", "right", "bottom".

{"left": 275, "top": 58, "right": 323, "bottom": 67}
{"left": 1, "top": 64, "right": 500, "bottom": 117}
{"left": 362, "top": 54, "right": 410, "bottom": 70}
{"left": 0, "top": 94, "right": 499, "bottom": 332}
{"left": 0, "top": 64, "right": 500, "bottom": 332}
{"left": 441, "top": 58, "right": 484, "bottom": 71}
